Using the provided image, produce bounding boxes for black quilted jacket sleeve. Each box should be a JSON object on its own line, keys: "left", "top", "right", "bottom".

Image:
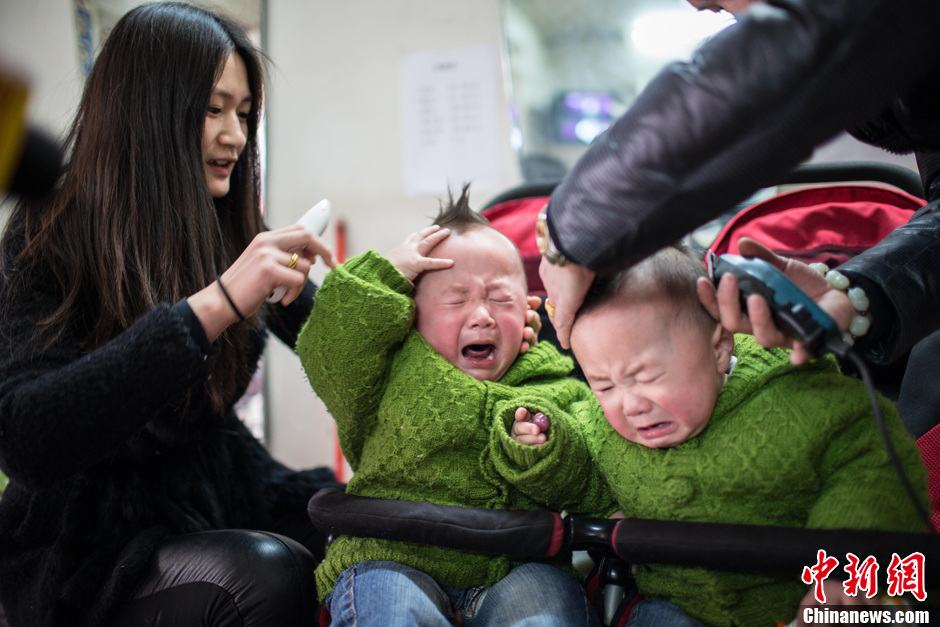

{"left": 546, "top": 0, "right": 940, "bottom": 363}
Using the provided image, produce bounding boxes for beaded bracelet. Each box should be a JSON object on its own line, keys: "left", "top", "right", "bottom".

{"left": 809, "top": 263, "right": 871, "bottom": 347}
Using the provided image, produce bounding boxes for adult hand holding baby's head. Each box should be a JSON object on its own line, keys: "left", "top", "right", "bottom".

{"left": 538, "top": 258, "right": 595, "bottom": 350}
{"left": 387, "top": 225, "right": 454, "bottom": 282}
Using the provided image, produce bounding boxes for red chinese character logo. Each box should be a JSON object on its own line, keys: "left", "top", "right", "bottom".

{"left": 843, "top": 553, "right": 879, "bottom": 599}
{"left": 802, "top": 549, "right": 840, "bottom": 603}
{"left": 887, "top": 552, "right": 926, "bottom": 602}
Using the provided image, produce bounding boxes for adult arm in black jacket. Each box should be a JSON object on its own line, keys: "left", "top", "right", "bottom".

{"left": 543, "top": 0, "right": 940, "bottom": 363}
{"left": 0, "top": 225, "right": 330, "bottom": 490}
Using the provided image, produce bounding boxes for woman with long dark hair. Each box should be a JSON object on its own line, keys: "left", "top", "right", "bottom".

{"left": 0, "top": 3, "right": 340, "bottom": 625}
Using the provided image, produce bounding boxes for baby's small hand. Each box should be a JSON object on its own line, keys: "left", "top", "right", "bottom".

{"left": 386, "top": 225, "right": 453, "bottom": 282}
{"left": 519, "top": 296, "right": 543, "bottom": 354}
{"left": 511, "top": 407, "right": 548, "bottom": 447}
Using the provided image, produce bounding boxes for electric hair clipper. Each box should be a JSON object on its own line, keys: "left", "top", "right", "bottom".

{"left": 707, "top": 252, "right": 845, "bottom": 357}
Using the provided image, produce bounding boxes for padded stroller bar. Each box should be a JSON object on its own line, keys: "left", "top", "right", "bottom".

{"left": 308, "top": 489, "right": 565, "bottom": 559}
{"left": 606, "top": 518, "right": 938, "bottom": 585}
{"left": 481, "top": 180, "right": 560, "bottom": 210}
{"left": 781, "top": 161, "right": 925, "bottom": 198}
{"left": 309, "top": 490, "right": 939, "bottom": 585}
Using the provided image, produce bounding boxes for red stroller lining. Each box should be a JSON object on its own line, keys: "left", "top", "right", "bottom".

{"left": 709, "top": 184, "right": 922, "bottom": 267}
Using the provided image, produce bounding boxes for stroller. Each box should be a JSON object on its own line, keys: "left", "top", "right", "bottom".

{"left": 310, "top": 161, "right": 938, "bottom": 626}
{"left": 309, "top": 488, "right": 937, "bottom": 625}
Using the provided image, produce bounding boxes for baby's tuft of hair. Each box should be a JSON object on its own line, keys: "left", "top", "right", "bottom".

{"left": 424, "top": 182, "right": 527, "bottom": 294}
{"left": 433, "top": 183, "right": 490, "bottom": 233}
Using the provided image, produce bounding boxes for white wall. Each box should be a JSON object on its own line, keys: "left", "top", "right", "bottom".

{"left": 262, "top": 1, "right": 521, "bottom": 472}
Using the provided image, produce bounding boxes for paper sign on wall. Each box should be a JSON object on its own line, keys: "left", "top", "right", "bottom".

{"left": 401, "top": 45, "right": 500, "bottom": 197}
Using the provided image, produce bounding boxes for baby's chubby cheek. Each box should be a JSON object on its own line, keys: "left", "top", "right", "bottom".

{"left": 610, "top": 421, "right": 635, "bottom": 442}
{"left": 600, "top": 406, "right": 632, "bottom": 440}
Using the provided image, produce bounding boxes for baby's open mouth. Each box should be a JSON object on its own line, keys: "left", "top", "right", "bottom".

{"left": 462, "top": 344, "right": 497, "bottom": 364}
{"left": 638, "top": 422, "right": 674, "bottom": 439}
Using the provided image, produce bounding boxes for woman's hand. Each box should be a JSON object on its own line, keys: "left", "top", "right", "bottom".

{"left": 188, "top": 225, "right": 336, "bottom": 341}
{"left": 386, "top": 225, "right": 454, "bottom": 282}
{"left": 520, "top": 295, "right": 543, "bottom": 354}
{"left": 538, "top": 259, "right": 596, "bottom": 349}
{"left": 707, "top": 237, "right": 854, "bottom": 364}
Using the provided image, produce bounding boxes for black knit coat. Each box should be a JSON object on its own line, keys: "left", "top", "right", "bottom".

{"left": 0, "top": 228, "right": 339, "bottom": 626}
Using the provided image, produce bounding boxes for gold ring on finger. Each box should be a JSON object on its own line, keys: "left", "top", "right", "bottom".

{"left": 287, "top": 252, "right": 299, "bottom": 270}
{"left": 545, "top": 300, "right": 555, "bottom": 317}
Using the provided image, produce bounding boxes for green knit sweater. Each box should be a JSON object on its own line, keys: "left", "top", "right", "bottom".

{"left": 296, "top": 250, "right": 616, "bottom": 601}
{"left": 517, "top": 335, "right": 928, "bottom": 626}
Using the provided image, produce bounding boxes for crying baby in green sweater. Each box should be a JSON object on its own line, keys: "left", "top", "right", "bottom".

{"left": 512, "top": 244, "right": 929, "bottom": 627}
{"left": 297, "top": 185, "right": 615, "bottom": 626}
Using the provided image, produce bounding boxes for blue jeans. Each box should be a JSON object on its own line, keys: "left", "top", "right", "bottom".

{"left": 626, "top": 599, "right": 704, "bottom": 627}
{"left": 326, "top": 560, "right": 601, "bottom": 626}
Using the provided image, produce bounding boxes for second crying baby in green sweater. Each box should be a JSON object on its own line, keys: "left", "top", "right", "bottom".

{"left": 296, "top": 186, "right": 615, "bottom": 627}
{"left": 511, "top": 244, "right": 928, "bottom": 627}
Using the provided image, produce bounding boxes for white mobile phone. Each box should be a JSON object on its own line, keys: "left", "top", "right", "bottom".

{"left": 267, "top": 199, "right": 332, "bottom": 303}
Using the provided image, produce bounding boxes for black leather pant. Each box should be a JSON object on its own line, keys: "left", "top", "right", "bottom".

{"left": 110, "top": 530, "right": 319, "bottom": 626}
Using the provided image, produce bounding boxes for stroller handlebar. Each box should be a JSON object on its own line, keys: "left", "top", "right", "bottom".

{"left": 307, "top": 488, "right": 565, "bottom": 559}
{"left": 309, "top": 489, "right": 939, "bottom": 585}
